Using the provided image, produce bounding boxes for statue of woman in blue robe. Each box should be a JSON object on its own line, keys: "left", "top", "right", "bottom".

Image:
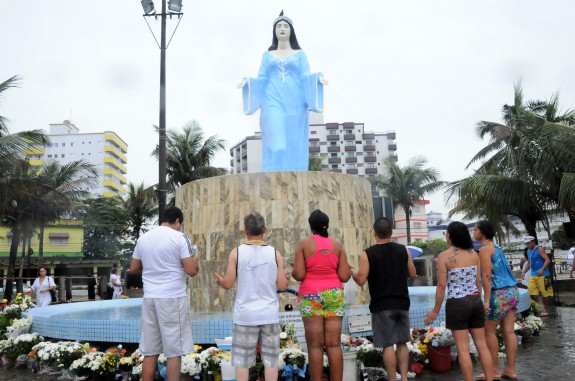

{"left": 240, "top": 11, "right": 326, "bottom": 172}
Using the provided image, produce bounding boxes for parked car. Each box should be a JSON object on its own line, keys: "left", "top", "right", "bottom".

{"left": 1, "top": 282, "right": 32, "bottom": 294}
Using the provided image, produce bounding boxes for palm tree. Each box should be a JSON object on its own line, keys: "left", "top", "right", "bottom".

{"left": 371, "top": 156, "right": 445, "bottom": 244}
{"left": 32, "top": 160, "right": 98, "bottom": 268}
{"left": 451, "top": 84, "right": 575, "bottom": 241}
{"left": 151, "top": 120, "right": 226, "bottom": 205}
{"left": 308, "top": 155, "right": 324, "bottom": 171}
{"left": 124, "top": 182, "right": 158, "bottom": 242}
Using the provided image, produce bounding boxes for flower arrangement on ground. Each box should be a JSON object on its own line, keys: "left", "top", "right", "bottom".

{"left": 195, "top": 346, "right": 223, "bottom": 376}
{"left": 100, "top": 346, "right": 128, "bottom": 375}
{"left": 3, "top": 333, "right": 43, "bottom": 362}
{"left": 6, "top": 316, "right": 33, "bottom": 339}
{"left": 70, "top": 351, "right": 105, "bottom": 377}
{"left": 181, "top": 352, "right": 201, "bottom": 375}
{"left": 356, "top": 342, "right": 383, "bottom": 368}
{"left": 34, "top": 340, "right": 86, "bottom": 370}
{"left": 278, "top": 347, "right": 308, "bottom": 380}
{"left": 280, "top": 322, "right": 299, "bottom": 349}
{"left": 340, "top": 334, "right": 371, "bottom": 352}
{"left": 419, "top": 323, "right": 454, "bottom": 347}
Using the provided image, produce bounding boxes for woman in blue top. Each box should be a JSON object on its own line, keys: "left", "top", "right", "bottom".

{"left": 240, "top": 11, "right": 326, "bottom": 172}
{"left": 474, "top": 221, "right": 519, "bottom": 381}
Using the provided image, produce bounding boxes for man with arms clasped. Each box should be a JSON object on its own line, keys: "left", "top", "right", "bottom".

{"left": 215, "top": 212, "right": 288, "bottom": 381}
{"left": 521, "top": 236, "right": 552, "bottom": 317}
{"left": 352, "top": 217, "right": 417, "bottom": 381}
{"left": 129, "top": 207, "right": 199, "bottom": 381}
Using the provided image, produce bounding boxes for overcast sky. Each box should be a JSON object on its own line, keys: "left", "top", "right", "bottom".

{"left": 2, "top": 0, "right": 575, "bottom": 215}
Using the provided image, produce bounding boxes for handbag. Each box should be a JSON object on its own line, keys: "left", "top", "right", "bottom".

{"left": 48, "top": 277, "right": 57, "bottom": 303}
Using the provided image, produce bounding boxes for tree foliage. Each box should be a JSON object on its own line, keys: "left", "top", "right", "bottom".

{"left": 80, "top": 197, "right": 129, "bottom": 260}
{"left": 371, "top": 157, "right": 445, "bottom": 244}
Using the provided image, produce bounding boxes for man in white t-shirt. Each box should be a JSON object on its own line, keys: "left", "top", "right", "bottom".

{"left": 129, "top": 206, "right": 199, "bottom": 381}
{"left": 568, "top": 243, "right": 575, "bottom": 278}
{"left": 215, "top": 213, "right": 288, "bottom": 381}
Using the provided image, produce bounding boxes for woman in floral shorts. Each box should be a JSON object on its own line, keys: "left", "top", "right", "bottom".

{"left": 475, "top": 220, "right": 520, "bottom": 381}
{"left": 292, "top": 210, "right": 351, "bottom": 381}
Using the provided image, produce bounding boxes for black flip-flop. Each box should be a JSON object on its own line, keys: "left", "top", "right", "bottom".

{"left": 502, "top": 375, "right": 518, "bottom": 380}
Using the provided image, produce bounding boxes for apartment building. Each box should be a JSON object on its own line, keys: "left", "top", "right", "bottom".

{"left": 27, "top": 120, "right": 128, "bottom": 198}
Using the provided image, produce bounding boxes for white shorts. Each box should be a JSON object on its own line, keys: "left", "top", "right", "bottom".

{"left": 139, "top": 297, "right": 195, "bottom": 357}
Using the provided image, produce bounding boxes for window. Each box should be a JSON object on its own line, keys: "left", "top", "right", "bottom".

{"left": 331, "top": 164, "right": 338, "bottom": 169}
{"left": 355, "top": 141, "right": 362, "bottom": 144}
{"left": 321, "top": 165, "right": 329, "bottom": 169}
{"left": 346, "top": 129, "right": 353, "bottom": 134}
{"left": 348, "top": 163, "right": 356, "bottom": 168}
{"left": 356, "top": 152, "right": 363, "bottom": 156}
{"left": 47, "top": 155, "right": 52, "bottom": 158}
{"left": 61, "top": 154, "right": 65, "bottom": 158}
{"left": 62, "top": 143, "right": 66, "bottom": 147}
{"left": 345, "top": 141, "right": 354, "bottom": 146}
{"left": 310, "top": 141, "right": 319, "bottom": 147}
{"left": 357, "top": 163, "right": 364, "bottom": 167}
{"left": 54, "top": 154, "right": 58, "bottom": 158}
{"left": 329, "top": 130, "right": 338, "bottom": 136}
{"left": 330, "top": 142, "right": 337, "bottom": 146}
{"left": 330, "top": 153, "right": 338, "bottom": 157}
{"left": 50, "top": 237, "right": 68, "bottom": 246}
{"left": 414, "top": 222, "right": 422, "bottom": 229}
{"left": 320, "top": 153, "right": 328, "bottom": 157}
{"left": 365, "top": 151, "right": 375, "bottom": 157}
{"left": 310, "top": 130, "right": 317, "bottom": 134}
{"left": 365, "top": 140, "right": 373, "bottom": 145}
{"left": 319, "top": 142, "right": 327, "bottom": 145}
{"left": 347, "top": 152, "right": 355, "bottom": 157}
{"left": 367, "top": 163, "right": 376, "bottom": 168}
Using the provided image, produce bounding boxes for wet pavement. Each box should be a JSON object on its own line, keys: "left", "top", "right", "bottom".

{"left": 2, "top": 283, "right": 575, "bottom": 381}
{"left": 2, "top": 306, "right": 574, "bottom": 380}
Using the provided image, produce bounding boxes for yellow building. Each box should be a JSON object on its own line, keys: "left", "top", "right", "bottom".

{"left": 26, "top": 120, "right": 128, "bottom": 198}
{"left": 0, "top": 219, "right": 84, "bottom": 258}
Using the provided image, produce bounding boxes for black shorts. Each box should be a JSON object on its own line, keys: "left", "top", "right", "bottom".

{"left": 445, "top": 294, "right": 485, "bottom": 330}
{"left": 371, "top": 309, "right": 410, "bottom": 349}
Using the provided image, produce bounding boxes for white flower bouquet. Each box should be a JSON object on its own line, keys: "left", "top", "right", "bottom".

{"left": 70, "top": 351, "right": 105, "bottom": 376}
{"left": 181, "top": 352, "right": 201, "bottom": 375}
{"left": 6, "top": 316, "right": 33, "bottom": 339}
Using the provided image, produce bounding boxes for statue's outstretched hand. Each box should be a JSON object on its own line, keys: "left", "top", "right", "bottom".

{"left": 319, "top": 76, "right": 329, "bottom": 85}
{"left": 237, "top": 79, "right": 247, "bottom": 89}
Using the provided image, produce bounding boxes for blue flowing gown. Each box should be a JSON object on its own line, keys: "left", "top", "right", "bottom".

{"left": 243, "top": 50, "right": 324, "bottom": 172}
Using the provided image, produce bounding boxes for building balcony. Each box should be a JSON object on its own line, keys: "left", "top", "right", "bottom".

{"left": 327, "top": 135, "right": 340, "bottom": 141}
{"left": 346, "top": 168, "right": 358, "bottom": 175}
{"left": 328, "top": 157, "right": 341, "bottom": 164}
{"left": 104, "top": 133, "right": 128, "bottom": 153}
{"left": 103, "top": 168, "right": 127, "bottom": 185}
{"left": 345, "top": 157, "right": 357, "bottom": 163}
{"left": 103, "top": 179, "right": 126, "bottom": 194}
{"left": 104, "top": 157, "right": 127, "bottom": 174}
{"left": 326, "top": 123, "right": 339, "bottom": 130}
{"left": 309, "top": 146, "right": 321, "bottom": 153}
{"left": 387, "top": 131, "right": 396, "bottom": 140}
{"left": 365, "top": 168, "right": 378, "bottom": 174}
{"left": 364, "top": 144, "right": 376, "bottom": 151}
{"left": 344, "top": 134, "right": 355, "bottom": 140}
{"left": 104, "top": 145, "right": 127, "bottom": 163}
{"left": 330, "top": 169, "right": 342, "bottom": 173}
{"left": 230, "top": 159, "right": 234, "bottom": 167}
{"left": 344, "top": 146, "right": 356, "bottom": 152}
{"left": 388, "top": 143, "right": 397, "bottom": 151}
{"left": 327, "top": 146, "right": 341, "bottom": 152}
{"left": 389, "top": 153, "right": 399, "bottom": 162}
{"left": 364, "top": 156, "right": 377, "bottom": 163}
{"left": 309, "top": 137, "right": 320, "bottom": 142}
{"left": 362, "top": 133, "right": 375, "bottom": 140}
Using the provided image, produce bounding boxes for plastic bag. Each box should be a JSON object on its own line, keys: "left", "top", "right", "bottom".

{"left": 344, "top": 278, "right": 359, "bottom": 306}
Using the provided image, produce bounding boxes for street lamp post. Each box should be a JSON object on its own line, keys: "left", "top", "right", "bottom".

{"left": 141, "top": 0, "right": 183, "bottom": 223}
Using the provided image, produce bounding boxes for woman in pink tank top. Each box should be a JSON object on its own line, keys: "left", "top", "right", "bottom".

{"left": 292, "top": 210, "right": 351, "bottom": 381}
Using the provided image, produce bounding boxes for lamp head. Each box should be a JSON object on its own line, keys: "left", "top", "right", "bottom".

{"left": 141, "top": 0, "right": 155, "bottom": 15}
{"left": 168, "top": 0, "right": 183, "bottom": 12}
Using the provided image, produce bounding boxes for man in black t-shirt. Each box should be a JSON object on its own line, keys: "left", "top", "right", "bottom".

{"left": 352, "top": 217, "right": 417, "bottom": 381}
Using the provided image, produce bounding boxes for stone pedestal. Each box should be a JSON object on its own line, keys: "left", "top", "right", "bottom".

{"left": 176, "top": 171, "right": 375, "bottom": 313}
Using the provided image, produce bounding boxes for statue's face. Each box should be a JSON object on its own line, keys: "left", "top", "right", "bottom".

{"left": 275, "top": 21, "right": 291, "bottom": 41}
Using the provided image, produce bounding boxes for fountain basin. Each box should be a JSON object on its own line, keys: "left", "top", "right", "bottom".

{"left": 25, "top": 286, "right": 531, "bottom": 343}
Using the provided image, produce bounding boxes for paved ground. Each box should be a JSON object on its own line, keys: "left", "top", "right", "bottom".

{"left": 2, "top": 275, "right": 575, "bottom": 380}
{"left": 1, "top": 305, "right": 574, "bottom": 380}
